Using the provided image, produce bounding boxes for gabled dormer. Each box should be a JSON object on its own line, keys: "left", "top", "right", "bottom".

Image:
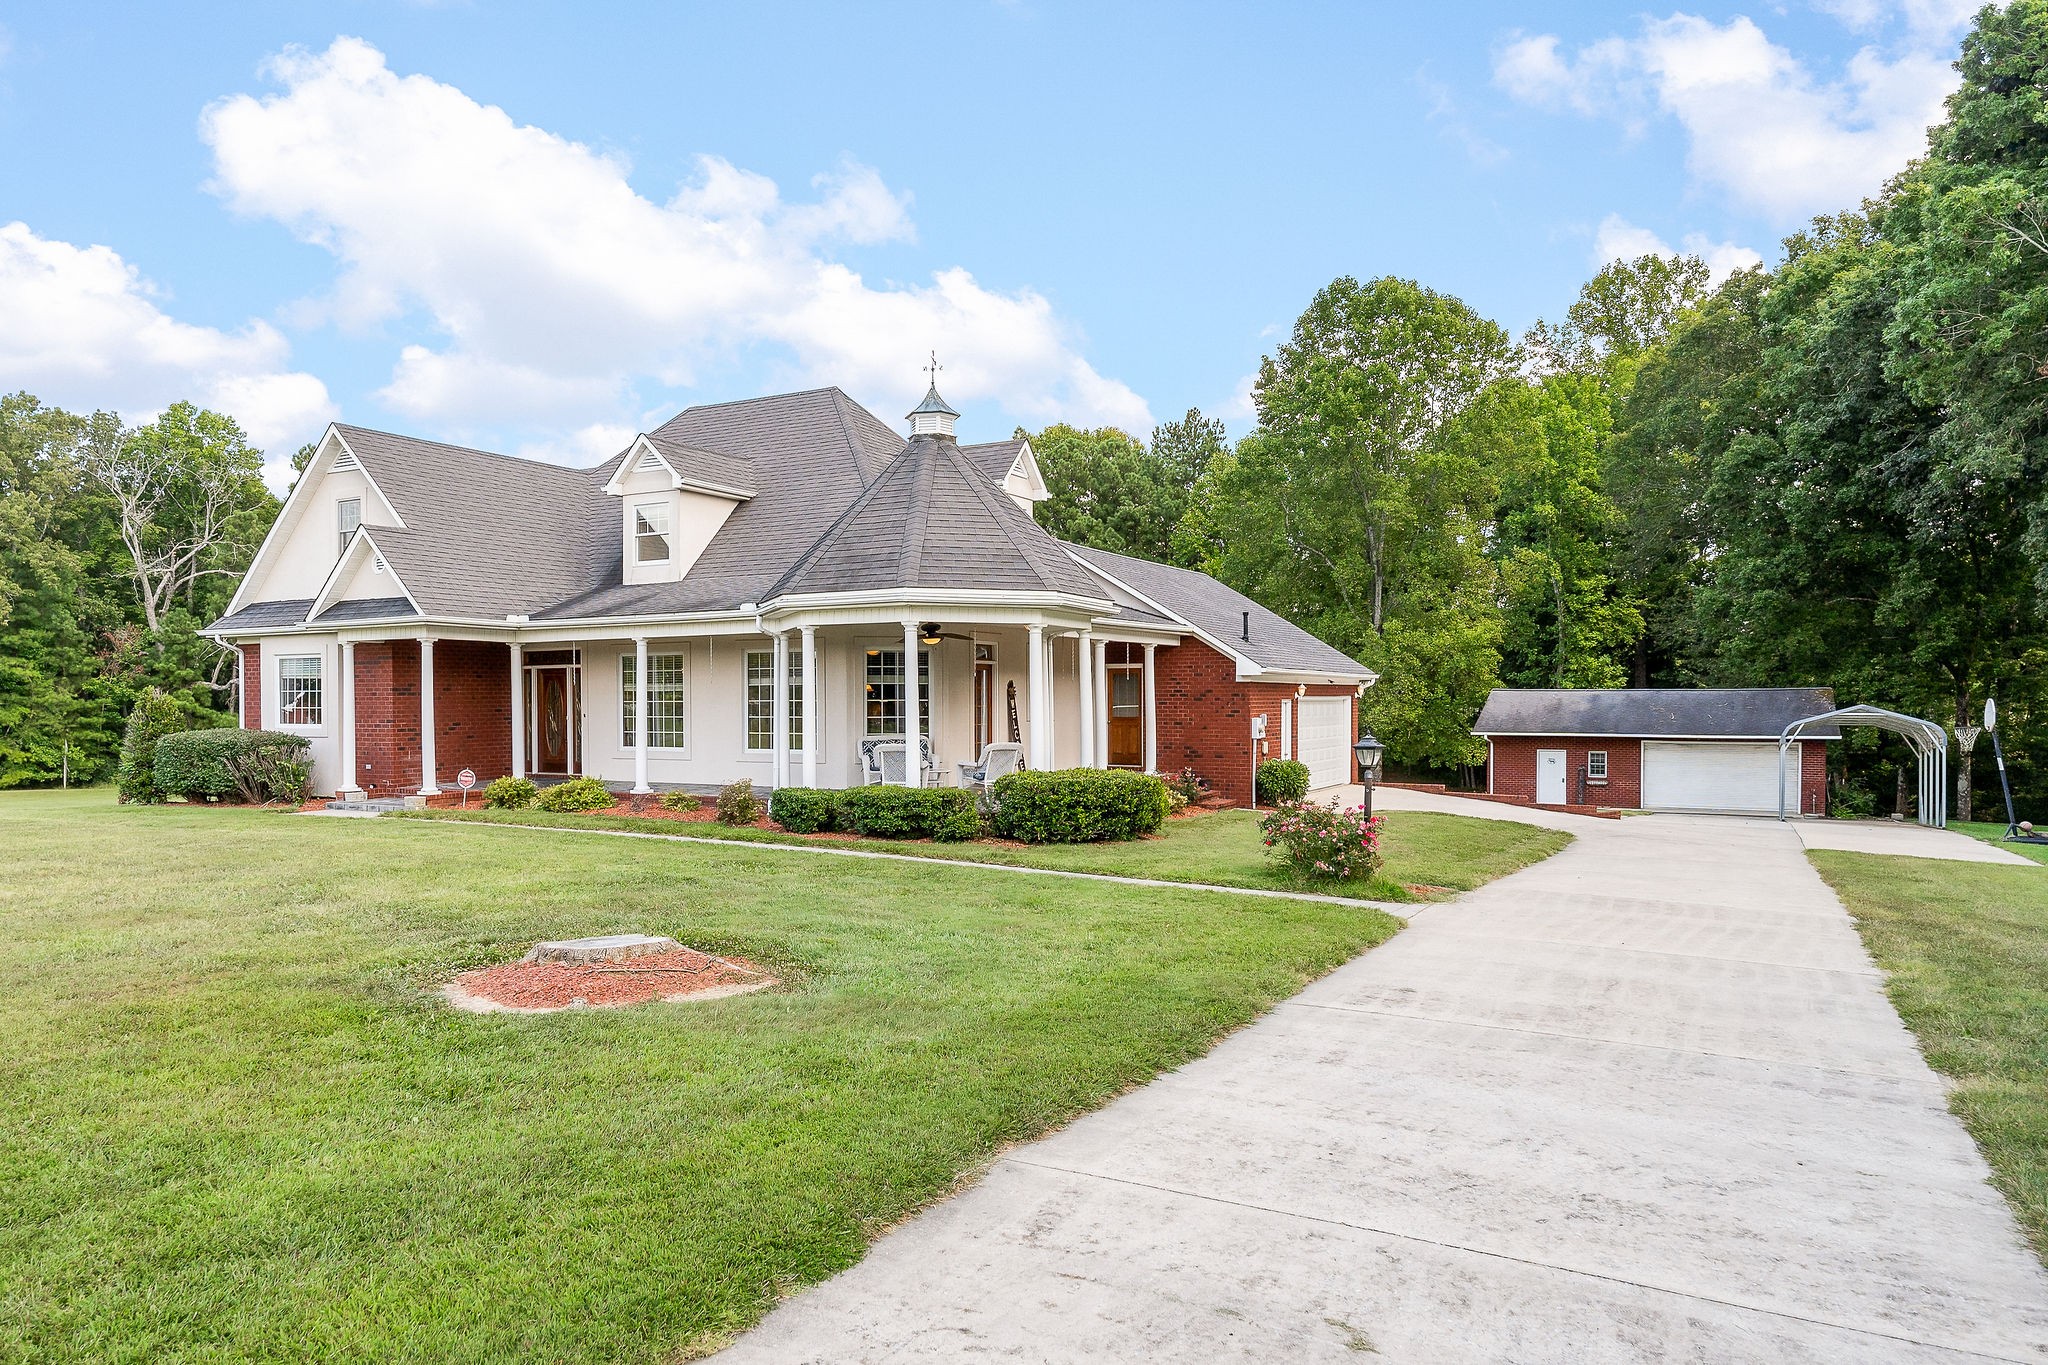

{"left": 602, "top": 434, "right": 755, "bottom": 585}
{"left": 226, "top": 425, "right": 406, "bottom": 611}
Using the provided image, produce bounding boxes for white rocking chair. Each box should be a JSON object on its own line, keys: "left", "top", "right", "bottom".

{"left": 957, "top": 742, "right": 1025, "bottom": 791}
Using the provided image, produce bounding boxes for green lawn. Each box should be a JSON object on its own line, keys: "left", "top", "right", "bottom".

{"left": 1812, "top": 850, "right": 2048, "bottom": 1262}
{"left": 0, "top": 788, "right": 1420, "bottom": 1363}
{"left": 406, "top": 806, "right": 1571, "bottom": 903}
{"left": 1955, "top": 820, "right": 2048, "bottom": 866}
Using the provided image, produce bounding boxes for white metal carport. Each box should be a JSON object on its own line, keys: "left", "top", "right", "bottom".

{"left": 1778, "top": 704, "right": 1948, "bottom": 828}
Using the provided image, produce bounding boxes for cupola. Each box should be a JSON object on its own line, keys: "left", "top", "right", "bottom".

{"left": 907, "top": 352, "right": 959, "bottom": 438}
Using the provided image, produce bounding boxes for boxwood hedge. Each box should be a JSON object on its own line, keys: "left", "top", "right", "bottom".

{"left": 153, "top": 728, "right": 312, "bottom": 804}
{"left": 989, "top": 768, "right": 1170, "bottom": 843}
{"left": 768, "top": 786, "right": 841, "bottom": 833}
{"left": 834, "top": 785, "right": 980, "bottom": 841}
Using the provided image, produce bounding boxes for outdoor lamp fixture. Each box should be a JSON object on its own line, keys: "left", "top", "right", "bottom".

{"left": 1353, "top": 730, "right": 1386, "bottom": 819}
{"left": 919, "top": 622, "right": 943, "bottom": 646}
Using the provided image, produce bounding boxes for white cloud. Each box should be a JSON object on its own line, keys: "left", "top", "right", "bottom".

{"left": 1495, "top": 13, "right": 1961, "bottom": 222}
{"left": 0, "top": 220, "right": 336, "bottom": 485}
{"left": 1813, "top": 0, "right": 1979, "bottom": 41}
{"left": 200, "top": 37, "right": 1152, "bottom": 444}
{"left": 1593, "top": 212, "right": 1764, "bottom": 281}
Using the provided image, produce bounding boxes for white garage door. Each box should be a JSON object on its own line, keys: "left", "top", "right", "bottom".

{"left": 1296, "top": 698, "right": 1353, "bottom": 790}
{"left": 1641, "top": 741, "right": 1800, "bottom": 814}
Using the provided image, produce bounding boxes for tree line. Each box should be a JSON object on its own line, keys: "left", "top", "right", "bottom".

{"left": 1028, "top": 1, "right": 2048, "bottom": 819}
{"left": 0, "top": 396, "right": 278, "bottom": 787}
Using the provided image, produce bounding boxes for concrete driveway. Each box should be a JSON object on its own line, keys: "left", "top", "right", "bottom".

{"left": 716, "top": 790, "right": 2048, "bottom": 1363}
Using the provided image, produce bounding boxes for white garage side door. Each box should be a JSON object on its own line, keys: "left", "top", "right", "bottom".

{"left": 1296, "top": 698, "right": 1352, "bottom": 790}
{"left": 1641, "top": 741, "right": 1800, "bottom": 814}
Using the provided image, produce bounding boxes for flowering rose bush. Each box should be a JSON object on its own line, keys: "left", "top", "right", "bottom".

{"left": 1258, "top": 800, "right": 1383, "bottom": 883}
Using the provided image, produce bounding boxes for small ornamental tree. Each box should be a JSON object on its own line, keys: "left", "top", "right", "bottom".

{"left": 116, "top": 688, "right": 187, "bottom": 804}
{"left": 1258, "top": 801, "right": 1383, "bottom": 883}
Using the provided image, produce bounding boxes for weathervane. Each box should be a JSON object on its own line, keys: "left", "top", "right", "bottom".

{"left": 924, "top": 351, "right": 942, "bottom": 388}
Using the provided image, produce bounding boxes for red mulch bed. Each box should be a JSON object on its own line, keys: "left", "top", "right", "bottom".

{"left": 451, "top": 948, "right": 769, "bottom": 1011}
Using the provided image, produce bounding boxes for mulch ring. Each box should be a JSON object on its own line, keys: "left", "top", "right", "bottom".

{"left": 445, "top": 948, "right": 775, "bottom": 1014}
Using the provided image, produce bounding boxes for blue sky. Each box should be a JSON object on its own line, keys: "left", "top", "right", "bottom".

{"left": 0, "top": 0, "right": 1978, "bottom": 484}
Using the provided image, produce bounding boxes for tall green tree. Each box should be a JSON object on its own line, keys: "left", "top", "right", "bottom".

{"left": 1195, "top": 276, "right": 1515, "bottom": 766}
{"left": 1487, "top": 372, "right": 1642, "bottom": 688}
{"left": 1021, "top": 423, "right": 1183, "bottom": 561}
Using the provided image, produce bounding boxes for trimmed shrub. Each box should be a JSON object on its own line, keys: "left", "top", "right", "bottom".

{"left": 534, "top": 777, "right": 614, "bottom": 812}
{"left": 117, "top": 688, "right": 189, "bottom": 804}
{"left": 716, "top": 779, "right": 765, "bottom": 825}
{"left": 989, "top": 768, "right": 1170, "bottom": 843}
{"left": 483, "top": 776, "right": 538, "bottom": 810}
{"left": 836, "top": 785, "right": 980, "bottom": 841}
{"left": 657, "top": 789, "right": 702, "bottom": 813}
{"left": 769, "top": 786, "right": 839, "bottom": 833}
{"left": 1256, "top": 758, "right": 1312, "bottom": 806}
{"left": 155, "top": 728, "right": 311, "bottom": 804}
{"left": 1259, "top": 800, "right": 1383, "bottom": 882}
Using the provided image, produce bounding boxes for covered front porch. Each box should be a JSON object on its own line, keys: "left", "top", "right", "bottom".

{"left": 281, "top": 606, "right": 1180, "bottom": 800}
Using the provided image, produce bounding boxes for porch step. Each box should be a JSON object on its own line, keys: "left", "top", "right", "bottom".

{"left": 324, "top": 797, "right": 412, "bottom": 813}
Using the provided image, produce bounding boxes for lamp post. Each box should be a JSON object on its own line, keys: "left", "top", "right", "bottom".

{"left": 1353, "top": 730, "right": 1385, "bottom": 819}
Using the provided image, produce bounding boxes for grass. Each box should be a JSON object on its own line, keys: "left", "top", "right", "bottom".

{"left": 0, "top": 787, "right": 1426, "bottom": 1363}
{"left": 1955, "top": 820, "right": 2048, "bottom": 866}
{"left": 1811, "top": 850, "right": 2048, "bottom": 1263}
{"left": 403, "top": 805, "right": 1572, "bottom": 904}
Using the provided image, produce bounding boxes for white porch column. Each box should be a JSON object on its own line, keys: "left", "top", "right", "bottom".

{"left": 902, "top": 620, "right": 923, "bottom": 786}
{"left": 1027, "top": 623, "right": 1049, "bottom": 770}
{"left": 1093, "top": 637, "right": 1110, "bottom": 768}
{"left": 417, "top": 637, "right": 439, "bottom": 795}
{"left": 508, "top": 642, "right": 525, "bottom": 780}
{"left": 772, "top": 629, "right": 790, "bottom": 790}
{"left": 800, "top": 626, "right": 819, "bottom": 789}
{"left": 1142, "top": 643, "right": 1158, "bottom": 773}
{"left": 1077, "top": 631, "right": 1096, "bottom": 768}
{"left": 631, "top": 635, "right": 652, "bottom": 794}
{"left": 339, "top": 639, "right": 361, "bottom": 796}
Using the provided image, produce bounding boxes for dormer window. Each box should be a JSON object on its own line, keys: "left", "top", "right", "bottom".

{"left": 336, "top": 498, "right": 361, "bottom": 556}
{"left": 633, "top": 501, "right": 671, "bottom": 564}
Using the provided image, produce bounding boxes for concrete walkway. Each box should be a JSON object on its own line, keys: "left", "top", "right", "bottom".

{"left": 1795, "top": 817, "right": 2037, "bottom": 865}
{"left": 717, "top": 793, "right": 2048, "bottom": 1362}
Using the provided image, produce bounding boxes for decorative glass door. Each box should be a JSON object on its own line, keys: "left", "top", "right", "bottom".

{"left": 1108, "top": 666, "right": 1143, "bottom": 767}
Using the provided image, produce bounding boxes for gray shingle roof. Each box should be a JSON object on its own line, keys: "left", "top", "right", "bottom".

{"left": 770, "top": 435, "right": 1105, "bottom": 598}
{"left": 312, "top": 597, "right": 419, "bottom": 624}
{"left": 335, "top": 425, "right": 600, "bottom": 619}
{"left": 213, "top": 389, "right": 1351, "bottom": 671}
{"left": 1472, "top": 688, "right": 1841, "bottom": 739}
{"left": 959, "top": 438, "right": 1026, "bottom": 485}
{"left": 1065, "top": 544, "right": 1373, "bottom": 678}
{"left": 538, "top": 388, "right": 909, "bottom": 619}
{"left": 210, "top": 598, "right": 314, "bottom": 631}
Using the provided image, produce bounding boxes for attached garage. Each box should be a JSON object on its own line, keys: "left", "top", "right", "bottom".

{"left": 1472, "top": 687, "right": 1838, "bottom": 816}
{"left": 1295, "top": 697, "right": 1354, "bottom": 790}
{"left": 1640, "top": 740, "right": 1801, "bottom": 814}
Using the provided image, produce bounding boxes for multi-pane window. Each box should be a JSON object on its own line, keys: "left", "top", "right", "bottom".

{"left": 278, "top": 655, "right": 323, "bottom": 726}
{"left": 864, "top": 648, "right": 930, "bottom": 735}
{"left": 744, "top": 649, "right": 805, "bottom": 751}
{"left": 634, "top": 502, "right": 671, "bottom": 563}
{"left": 336, "top": 498, "right": 361, "bottom": 556}
{"left": 1587, "top": 750, "right": 1609, "bottom": 780}
{"left": 620, "top": 652, "right": 686, "bottom": 748}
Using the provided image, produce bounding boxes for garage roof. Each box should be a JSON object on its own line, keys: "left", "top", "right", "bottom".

{"left": 1473, "top": 687, "right": 1840, "bottom": 740}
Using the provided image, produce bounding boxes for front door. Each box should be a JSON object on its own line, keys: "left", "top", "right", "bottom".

{"left": 1107, "top": 666, "right": 1143, "bottom": 767}
{"left": 1536, "top": 748, "right": 1568, "bottom": 805}
{"left": 973, "top": 646, "right": 995, "bottom": 753}
{"left": 533, "top": 667, "right": 579, "bottom": 773}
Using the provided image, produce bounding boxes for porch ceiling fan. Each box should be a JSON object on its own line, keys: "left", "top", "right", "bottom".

{"left": 917, "top": 622, "right": 976, "bottom": 644}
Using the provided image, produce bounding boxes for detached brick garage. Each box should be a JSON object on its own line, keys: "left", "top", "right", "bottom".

{"left": 1474, "top": 687, "right": 1836, "bottom": 816}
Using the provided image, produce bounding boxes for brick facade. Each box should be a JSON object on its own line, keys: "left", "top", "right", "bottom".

{"left": 1487, "top": 734, "right": 1827, "bottom": 814}
{"left": 351, "top": 640, "right": 422, "bottom": 796}
{"left": 428, "top": 640, "right": 513, "bottom": 789}
{"left": 239, "top": 644, "right": 261, "bottom": 729}
{"left": 1151, "top": 637, "right": 1356, "bottom": 806}
{"left": 342, "top": 639, "right": 513, "bottom": 796}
